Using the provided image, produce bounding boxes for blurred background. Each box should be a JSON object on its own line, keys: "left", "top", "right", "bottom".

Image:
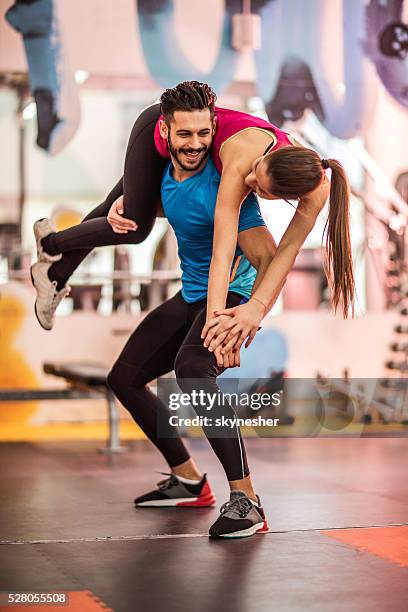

{"left": 0, "top": 0, "right": 407, "bottom": 443}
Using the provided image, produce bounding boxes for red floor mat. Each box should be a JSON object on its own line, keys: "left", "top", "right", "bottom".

{"left": 322, "top": 526, "right": 408, "bottom": 568}
{"left": 0, "top": 590, "right": 112, "bottom": 611}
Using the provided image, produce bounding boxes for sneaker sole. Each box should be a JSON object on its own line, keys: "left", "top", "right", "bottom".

{"left": 33, "top": 220, "right": 46, "bottom": 262}
{"left": 30, "top": 264, "right": 53, "bottom": 331}
{"left": 135, "top": 494, "right": 217, "bottom": 508}
{"left": 177, "top": 493, "right": 217, "bottom": 507}
{"left": 210, "top": 520, "right": 269, "bottom": 539}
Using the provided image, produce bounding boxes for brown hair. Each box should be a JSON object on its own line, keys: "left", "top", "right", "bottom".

{"left": 160, "top": 81, "right": 217, "bottom": 125}
{"left": 264, "top": 146, "right": 355, "bottom": 318}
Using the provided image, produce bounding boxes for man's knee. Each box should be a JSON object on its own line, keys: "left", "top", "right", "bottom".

{"left": 175, "top": 346, "right": 213, "bottom": 389}
{"left": 106, "top": 362, "right": 124, "bottom": 396}
{"left": 107, "top": 359, "right": 145, "bottom": 396}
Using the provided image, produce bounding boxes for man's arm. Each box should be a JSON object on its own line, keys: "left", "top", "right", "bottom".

{"left": 237, "top": 225, "right": 277, "bottom": 291}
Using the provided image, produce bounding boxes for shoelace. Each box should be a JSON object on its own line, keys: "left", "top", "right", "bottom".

{"left": 46, "top": 282, "right": 70, "bottom": 315}
{"left": 220, "top": 496, "right": 253, "bottom": 519}
{"left": 157, "top": 472, "right": 179, "bottom": 491}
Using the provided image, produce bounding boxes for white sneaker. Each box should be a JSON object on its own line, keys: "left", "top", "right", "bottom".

{"left": 30, "top": 261, "right": 70, "bottom": 330}
{"left": 33, "top": 218, "right": 62, "bottom": 263}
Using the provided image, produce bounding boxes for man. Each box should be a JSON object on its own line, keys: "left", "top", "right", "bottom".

{"left": 105, "top": 126, "right": 279, "bottom": 537}
{"left": 33, "top": 106, "right": 276, "bottom": 538}
{"left": 30, "top": 82, "right": 279, "bottom": 537}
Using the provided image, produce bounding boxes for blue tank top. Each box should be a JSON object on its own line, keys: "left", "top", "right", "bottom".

{"left": 161, "top": 158, "right": 266, "bottom": 303}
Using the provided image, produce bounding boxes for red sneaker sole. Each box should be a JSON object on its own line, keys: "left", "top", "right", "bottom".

{"left": 257, "top": 520, "right": 269, "bottom": 533}
{"left": 176, "top": 494, "right": 217, "bottom": 507}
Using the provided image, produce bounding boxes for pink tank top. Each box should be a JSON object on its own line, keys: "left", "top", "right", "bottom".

{"left": 154, "top": 106, "right": 292, "bottom": 174}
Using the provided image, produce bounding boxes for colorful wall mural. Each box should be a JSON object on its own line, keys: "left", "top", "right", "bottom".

{"left": 4, "top": 0, "right": 408, "bottom": 154}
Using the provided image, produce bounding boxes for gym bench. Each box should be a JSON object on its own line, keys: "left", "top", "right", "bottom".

{"left": 0, "top": 362, "right": 125, "bottom": 453}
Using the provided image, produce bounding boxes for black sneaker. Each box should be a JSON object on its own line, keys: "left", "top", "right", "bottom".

{"left": 134, "top": 473, "right": 216, "bottom": 508}
{"left": 209, "top": 490, "right": 268, "bottom": 538}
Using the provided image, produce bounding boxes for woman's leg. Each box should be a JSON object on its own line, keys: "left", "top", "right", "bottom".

{"left": 43, "top": 178, "right": 123, "bottom": 289}
{"left": 43, "top": 104, "right": 166, "bottom": 288}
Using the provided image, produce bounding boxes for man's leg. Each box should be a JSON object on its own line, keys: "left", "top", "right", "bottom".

{"left": 174, "top": 293, "right": 253, "bottom": 488}
{"left": 106, "top": 292, "right": 216, "bottom": 507}
{"left": 108, "top": 294, "right": 216, "bottom": 507}
{"left": 174, "top": 292, "right": 268, "bottom": 537}
{"left": 107, "top": 292, "right": 192, "bottom": 469}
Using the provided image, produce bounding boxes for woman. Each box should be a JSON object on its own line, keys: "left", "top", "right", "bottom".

{"left": 32, "top": 81, "right": 354, "bottom": 345}
{"left": 200, "top": 147, "right": 354, "bottom": 363}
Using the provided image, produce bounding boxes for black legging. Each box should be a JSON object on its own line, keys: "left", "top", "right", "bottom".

{"left": 44, "top": 104, "right": 165, "bottom": 288}
{"left": 107, "top": 291, "right": 250, "bottom": 482}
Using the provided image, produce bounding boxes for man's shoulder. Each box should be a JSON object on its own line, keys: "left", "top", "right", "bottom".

{"left": 242, "top": 190, "right": 259, "bottom": 207}
{"left": 161, "top": 160, "right": 174, "bottom": 185}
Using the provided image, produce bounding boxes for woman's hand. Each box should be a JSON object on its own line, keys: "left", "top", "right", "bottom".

{"left": 107, "top": 196, "right": 138, "bottom": 234}
{"left": 202, "top": 299, "right": 265, "bottom": 354}
{"left": 202, "top": 314, "right": 231, "bottom": 344}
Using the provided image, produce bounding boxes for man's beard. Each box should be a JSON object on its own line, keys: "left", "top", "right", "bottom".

{"left": 168, "top": 133, "right": 210, "bottom": 172}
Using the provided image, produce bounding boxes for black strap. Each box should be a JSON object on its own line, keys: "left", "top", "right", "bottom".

{"left": 263, "top": 141, "right": 275, "bottom": 155}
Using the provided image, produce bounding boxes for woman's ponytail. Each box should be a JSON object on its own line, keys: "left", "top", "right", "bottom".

{"left": 323, "top": 159, "right": 355, "bottom": 318}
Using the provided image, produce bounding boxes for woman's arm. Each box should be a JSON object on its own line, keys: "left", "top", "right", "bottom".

{"left": 205, "top": 179, "right": 330, "bottom": 353}
{"left": 204, "top": 225, "right": 278, "bottom": 365}
{"left": 205, "top": 129, "right": 276, "bottom": 322}
{"left": 206, "top": 163, "right": 251, "bottom": 321}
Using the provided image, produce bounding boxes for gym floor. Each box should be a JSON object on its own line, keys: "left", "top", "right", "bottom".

{"left": 1, "top": 437, "right": 407, "bottom": 612}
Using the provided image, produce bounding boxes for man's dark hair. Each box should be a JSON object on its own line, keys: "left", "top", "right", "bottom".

{"left": 160, "top": 81, "right": 217, "bottom": 124}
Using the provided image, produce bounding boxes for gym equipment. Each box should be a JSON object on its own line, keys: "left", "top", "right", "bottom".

{"left": 0, "top": 362, "right": 125, "bottom": 453}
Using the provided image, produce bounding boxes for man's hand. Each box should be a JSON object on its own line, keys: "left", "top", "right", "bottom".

{"left": 213, "top": 345, "right": 240, "bottom": 368}
{"left": 107, "top": 196, "right": 138, "bottom": 234}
